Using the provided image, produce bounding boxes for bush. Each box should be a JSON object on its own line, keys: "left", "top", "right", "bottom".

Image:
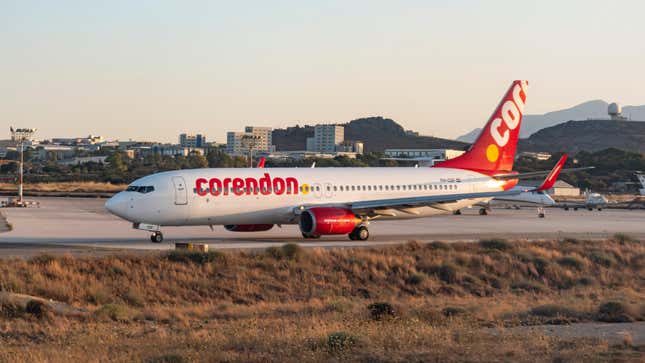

{"left": 427, "top": 241, "right": 451, "bottom": 250}
{"left": 557, "top": 256, "right": 584, "bottom": 270}
{"left": 588, "top": 251, "right": 616, "bottom": 267}
{"left": 0, "top": 300, "right": 24, "bottom": 319}
{"left": 529, "top": 304, "right": 582, "bottom": 319}
{"left": 438, "top": 263, "right": 460, "bottom": 284}
{"left": 367, "top": 302, "right": 395, "bottom": 321}
{"left": 166, "top": 250, "right": 224, "bottom": 265}
{"left": 613, "top": 233, "right": 637, "bottom": 244}
{"left": 479, "top": 239, "right": 513, "bottom": 251}
{"left": 442, "top": 306, "right": 467, "bottom": 317}
{"left": 406, "top": 273, "right": 425, "bottom": 286}
{"left": 281, "top": 243, "right": 303, "bottom": 260}
{"left": 123, "top": 288, "right": 145, "bottom": 307}
{"left": 597, "top": 301, "right": 637, "bottom": 323}
{"left": 326, "top": 331, "right": 356, "bottom": 353}
{"left": 511, "top": 280, "right": 546, "bottom": 293}
{"left": 95, "top": 303, "right": 134, "bottom": 322}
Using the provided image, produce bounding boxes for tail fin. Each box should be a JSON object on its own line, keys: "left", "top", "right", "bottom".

{"left": 434, "top": 80, "right": 528, "bottom": 174}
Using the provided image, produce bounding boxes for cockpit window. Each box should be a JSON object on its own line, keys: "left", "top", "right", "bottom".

{"left": 126, "top": 185, "right": 155, "bottom": 193}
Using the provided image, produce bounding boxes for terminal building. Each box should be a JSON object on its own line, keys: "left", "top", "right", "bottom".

{"left": 179, "top": 133, "right": 206, "bottom": 148}
{"left": 306, "top": 124, "right": 344, "bottom": 154}
{"left": 226, "top": 126, "right": 273, "bottom": 155}
{"left": 384, "top": 148, "right": 465, "bottom": 162}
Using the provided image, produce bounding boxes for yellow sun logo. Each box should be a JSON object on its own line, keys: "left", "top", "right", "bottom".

{"left": 486, "top": 144, "right": 499, "bottom": 163}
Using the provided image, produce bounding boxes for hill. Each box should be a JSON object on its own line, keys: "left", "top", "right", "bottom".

{"left": 520, "top": 119, "right": 645, "bottom": 153}
{"left": 273, "top": 116, "right": 468, "bottom": 152}
{"left": 457, "top": 100, "right": 645, "bottom": 142}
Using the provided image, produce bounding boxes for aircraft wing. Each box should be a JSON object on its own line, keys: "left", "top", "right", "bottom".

{"left": 348, "top": 189, "right": 523, "bottom": 213}
{"left": 493, "top": 167, "right": 593, "bottom": 180}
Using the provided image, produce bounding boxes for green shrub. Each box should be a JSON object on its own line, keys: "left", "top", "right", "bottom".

{"left": 529, "top": 304, "right": 582, "bottom": 319}
{"left": 406, "top": 273, "right": 425, "bottom": 286}
{"left": 123, "top": 288, "right": 145, "bottom": 307}
{"left": 557, "top": 256, "right": 584, "bottom": 270}
{"left": 438, "top": 263, "right": 459, "bottom": 284}
{"left": 588, "top": 251, "right": 616, "bottom": 267}
{"left": 367, "top": 302, "right": 395, "bottom": 321}
{"left": 95, "top": 303, "right": 134, "bottom": 322}
{"left": 442, "top": 306, "right": 467, "bottom": 317}
{"left": 166, "top": 250, "right": 224, "bottom": 265}
{"left": 511, "top": 280, "right": 546, "bottom": 293}
{"left": 427, "top": 241, "right": 451, "bottom": 250}
{"left": 0, "top": 300, "right": 24, "bottom": 319}
{"left": 327, "top": 331, "right": 356, "bottom": 353}
{"left": 479, "top": 239, "right": 512, "bottom": 251}
{"left": 281, "top": 243, "right": 303, "bottom": 260}
{"left": 613, "top": 233, "right": 637, "bottom": 244}
{"left": 597, "top": 301, "right": 637, "bottom": 323}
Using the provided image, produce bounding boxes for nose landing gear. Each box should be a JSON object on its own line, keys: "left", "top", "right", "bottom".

{"left": 150, "top": 231, "right": 163, "bottom": 243}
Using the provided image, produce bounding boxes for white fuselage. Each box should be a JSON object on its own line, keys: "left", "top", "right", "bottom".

{"left": 105, "top": 167, "right": 508, "bottom": 226}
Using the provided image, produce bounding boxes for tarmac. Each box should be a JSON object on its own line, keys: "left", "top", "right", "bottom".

{"left": 0, "top": 197, "right": 643, "bottom": 256}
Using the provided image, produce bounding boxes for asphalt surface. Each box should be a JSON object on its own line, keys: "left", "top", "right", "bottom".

{"left": 0, "top": 197, "right": 643, "bottom": 254}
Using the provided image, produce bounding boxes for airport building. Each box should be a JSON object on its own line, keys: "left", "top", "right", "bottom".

{"left": 384, "top": 148, "right": 465, "bottom": 161}
{"left": 179, "top": 133, "right": 206, "bottom": 148}
{"left": 226, "top": 127, "right": 273, "bottom": 155}
{"left": 306, "top": 124, "right": 344, "bottom": 154}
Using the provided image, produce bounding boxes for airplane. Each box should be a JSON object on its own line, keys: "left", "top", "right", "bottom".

{"left": 106, "top": 80, "right": 572, "bottom": 243}
{"left": 471, "top": 186, "right": 555, "bottom": 218}
{"left": 562, "top": 190, "right": 609, "bottom": 211}
{"left": 637, "top": 173, "right": 645, "bottom": 196}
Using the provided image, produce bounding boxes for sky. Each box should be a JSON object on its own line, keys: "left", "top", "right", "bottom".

{"left": 2, "top": 0, "right": 644, "bottom": 143}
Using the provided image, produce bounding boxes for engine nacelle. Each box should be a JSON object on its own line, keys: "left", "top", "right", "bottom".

{"left": 224, "top": 224, "right": 274, "bottom": 232}
{"left": 299, "top": 207, "right": 361, "bottom": 235}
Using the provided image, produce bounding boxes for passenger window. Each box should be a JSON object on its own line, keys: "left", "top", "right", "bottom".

{"left": 333, "top": 186, "right": 337, "bottom": 191}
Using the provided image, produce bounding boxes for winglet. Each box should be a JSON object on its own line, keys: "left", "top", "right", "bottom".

{"left": 256, "top": 157, "right": 266, "bottom": 168}
{"left": 535, "top": 154, "right": 567, "bottom": 191}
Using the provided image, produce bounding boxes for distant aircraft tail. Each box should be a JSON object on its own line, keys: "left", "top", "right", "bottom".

{"left": 434, "top": 80, "right": 528, "bottom": 174}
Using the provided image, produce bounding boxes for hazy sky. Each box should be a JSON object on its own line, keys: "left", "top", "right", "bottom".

{"left": 2, "top": 0, "right": 644, "bottom": 143}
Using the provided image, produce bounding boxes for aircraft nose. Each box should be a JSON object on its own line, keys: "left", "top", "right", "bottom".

{"left": 105, "top": 192, "right": 130, "bottom": 219}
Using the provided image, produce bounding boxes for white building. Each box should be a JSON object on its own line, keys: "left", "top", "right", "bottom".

{"left": 226, "top": 126, "right": 273, "bottom": 155}
{"left": 384, "top": 148, "right": 465, "bottom": 161}
{"left": 306, "top": 124, "right": 344, "bottom": 154}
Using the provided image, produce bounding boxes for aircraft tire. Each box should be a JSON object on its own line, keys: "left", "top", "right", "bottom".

{"left": 151, "top": 232, "right": 163, "bottom": 243}
{"left": 479, "top": 208, "right": 488, "bottom": 216}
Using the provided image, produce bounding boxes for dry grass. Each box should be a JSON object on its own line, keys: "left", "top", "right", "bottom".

{"left": 0, "top": 182, "right": 126, "bottom": 193}
{"left": 0, "top": 238, "right": 643, "bottom": 362}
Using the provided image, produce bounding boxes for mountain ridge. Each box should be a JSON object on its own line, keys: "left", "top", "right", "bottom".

{"left": 457, "top": 100, "right": 645, "bottom": 143}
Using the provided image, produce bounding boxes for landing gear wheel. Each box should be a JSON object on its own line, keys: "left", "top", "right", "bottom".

{"left": 564, "top": 206, "right": 569, "bottom": 211}
{"left": 150, "top": 232, "right": 163, "bottom": 243}
{"left": 479, "top": 208, "right": 488, "bottom": 216}
{"left": 453, "top": 210, "right": 462, "bottom": 215}
{"left": 302, "top": 232, "right": 320, "bottom": 239}
{"left": 597, "top": 208, "right": 602, "bottom": 211}
{"left": 574, "top": 207, "right": 578, "bottom": 211}
{"left": 538, "top": 213, "right": 545, "bottom": 218}
{"left": 349, "top": 226, "right": 369, "bottom": 241}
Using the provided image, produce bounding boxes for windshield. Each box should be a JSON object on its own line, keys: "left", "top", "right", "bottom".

{"left": 126, "top": 185, "right": 155, "bottom": 194}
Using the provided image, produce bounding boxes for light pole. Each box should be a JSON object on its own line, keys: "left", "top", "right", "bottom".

{"left": 241, "top": 134, "right": 261, "bottom": 168}
{"left": 9, "top": 127, "right": 36, "bottom": 204}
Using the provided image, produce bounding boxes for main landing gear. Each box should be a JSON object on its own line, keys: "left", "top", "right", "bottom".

{"left": 302, "top": 232, "right": 321, "bottom": 239}
{"left": 348, "top": 226, "right": 369, "bottom": 241}
{"left": 479, "top": 208, "right": 489, "bottom": 216}
{"left": 537, "top": 207, "right": 545, "bottom": 218}
{"left": 150, "top": 231, "right": 163, "bottom": 243}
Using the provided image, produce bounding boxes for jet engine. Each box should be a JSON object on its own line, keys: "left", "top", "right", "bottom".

{"left": 224, "top": 224, "right": 274, "bottom": 232}
{"left": 299, "top": 207, "right": 362, "bottom": 235}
